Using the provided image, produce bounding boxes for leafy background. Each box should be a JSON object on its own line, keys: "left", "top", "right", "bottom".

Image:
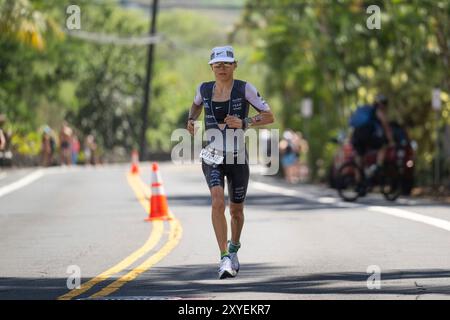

{"left": 0, "top": 0, "right": 449, "bottom": 187}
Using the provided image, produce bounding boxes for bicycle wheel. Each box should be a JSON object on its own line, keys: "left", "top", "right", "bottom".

{"left": 380, "top": 163, "right": 402, "bottom": 201}
{"left": 336, "top": 162, "right": 363, "bottom": 202}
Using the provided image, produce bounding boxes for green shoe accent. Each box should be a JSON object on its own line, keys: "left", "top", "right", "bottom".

{"left": 220, "top": 251, "right": 229, "bottom": 259}
{"left": 228, "top": 241, "right": 241, "bottom": 253}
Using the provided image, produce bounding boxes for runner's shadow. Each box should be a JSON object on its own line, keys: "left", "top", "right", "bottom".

{"left": 2, "top": 268, "right": 450, "bottom": 299}
{"left": 112, "top": 266, "right": 450, "bottom": 298}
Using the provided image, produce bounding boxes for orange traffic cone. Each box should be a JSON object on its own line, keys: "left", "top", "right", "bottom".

{"left": 130, "top": 149, "right": 140, "bottom": 175}
{"left": 145, "top": 163, "right": 172, "bottom": 221}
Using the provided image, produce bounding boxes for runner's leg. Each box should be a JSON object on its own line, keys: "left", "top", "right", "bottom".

{"left": 202, "top": 161, "right": 228, "bottom": 255}
{"left": 226, "top": 162, "right": 249, "bottom": 244}
{"left": 210, "top": 186, "right": 227, "bottom": 254}
{"left": 230, "top": 201, "right": 244, "bottom": 245}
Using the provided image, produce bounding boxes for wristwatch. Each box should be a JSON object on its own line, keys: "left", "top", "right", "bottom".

{"left": 243, "top": 117, "right": 253, "bottom": 130}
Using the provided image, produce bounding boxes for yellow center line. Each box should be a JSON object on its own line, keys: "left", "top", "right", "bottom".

{"left": 57, "top": 172, "right": 164, "bottom": 300}
{"left": 89, "top": 174, "right": 183, "bottom": 298}
{"left": 128, "top": 173, "right": 152, "bottom": 210}
{"left": 90, "top": 218, "right": 183, "bottom": 298}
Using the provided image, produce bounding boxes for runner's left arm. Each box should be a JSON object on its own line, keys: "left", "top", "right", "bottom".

{"left": 244, "top": 82, "right": 274, "bottom": 127}
{"left": 224, "top": 82, "right": 274, "bottom": 129}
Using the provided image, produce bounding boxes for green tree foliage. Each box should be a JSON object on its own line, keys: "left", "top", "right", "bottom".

{"left": 0, "top": 0, "right": 64, "bottom": 132}
{"left": 0, "top": 1, "right": 253, "bottom": 154}
{"left": 0, "top": 0, "right": 61, "bottom": 50}
{"left": 239, "top": 0, "right": 450, "bottom": 181}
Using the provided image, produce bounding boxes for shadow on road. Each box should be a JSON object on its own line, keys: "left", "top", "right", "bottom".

{"left": 167, "top": 194, "right": 338, "bottom": 211}
{"left": 167, "top": 190, "right": 450, "bottom": 213}
{"left": 115, "top": 265, "right": 450, "bottom": 298}
{"left": 2, "top": 267, "right": 449, "bottom": 299}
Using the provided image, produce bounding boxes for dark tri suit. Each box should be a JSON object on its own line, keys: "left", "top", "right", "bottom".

{"left": 193, "top": 79, "right": 270, "bottom": 203}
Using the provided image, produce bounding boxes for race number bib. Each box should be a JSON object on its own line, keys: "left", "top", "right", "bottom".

{"left": 200, "top": 148, "right": 224, "bottom": 165}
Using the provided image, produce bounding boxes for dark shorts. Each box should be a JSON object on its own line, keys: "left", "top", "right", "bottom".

{"left": 202, "top": 159, "right": 250, "bottom": 204}
{"left": 352, "top": 125, "right": 387, "bottom": 156}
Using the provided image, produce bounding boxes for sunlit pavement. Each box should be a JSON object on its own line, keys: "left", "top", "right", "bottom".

{"left": 1, "top": 162, "right": 450, "bottom": 300}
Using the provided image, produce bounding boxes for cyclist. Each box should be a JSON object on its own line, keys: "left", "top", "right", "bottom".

{"left": 351, "top": 94, "right": 396, "bottom": 180}
{"left": 187, "top": 45, "right": 274, "bottom": 279}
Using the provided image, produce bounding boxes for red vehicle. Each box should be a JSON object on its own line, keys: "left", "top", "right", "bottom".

{"left": 328, "top": 122, "right": 415, "bottom": 201}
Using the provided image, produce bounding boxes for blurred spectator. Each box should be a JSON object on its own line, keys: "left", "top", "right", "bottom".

{"left": 59, "top": 121, "right": 73, "bottom": 165}
{"left": 0, "top": 114, "right": 13, "bottom": 167}
{"left": 280, "top": 129, "right": 300, "bottom": 184}
{"left": 0, "top": 114, "right": 6, "bottom": 167}
{"left": 71, "top": 134, "right": 80, "bottom": 165}
{"left": 0, "top": 114, "right": 6, "bottom": 152}
{"left": 84, "top": 134, "right": 97, "bottom": 165}
{"left": 41, "top": 125, "right": 55, "bottom": 167}
{"left": 295, "top": 131, "right": 310, "bottom": 182}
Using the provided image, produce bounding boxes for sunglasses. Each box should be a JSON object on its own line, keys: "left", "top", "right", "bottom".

{"left": 212, "top": 62, "right": 234, "bottom": 68}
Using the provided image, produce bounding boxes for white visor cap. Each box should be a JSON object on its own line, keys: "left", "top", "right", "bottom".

{"left": 208, "top": 45, "right": 236, "bottom": 65}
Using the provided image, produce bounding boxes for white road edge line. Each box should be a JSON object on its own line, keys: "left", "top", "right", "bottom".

{"left": 368, "top": 206, "right": 450, "bottom": 232}
{"left": 0, "top": 170, "right": 45, "bottom": 198}
{"left": 252, "top": 180, "right": 450, "bottom": 232}
{"left": 252, "top": 181, "right": 359, "bottom": 208}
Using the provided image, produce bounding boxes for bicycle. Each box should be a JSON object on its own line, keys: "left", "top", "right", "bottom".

{"left": 336, "top": 146, "right": 404, "bottom": 202}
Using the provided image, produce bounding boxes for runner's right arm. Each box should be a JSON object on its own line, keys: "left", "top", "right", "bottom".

{"left": 187, "top": 103, "right": 203, "bottom": 135}
{"left": 187, "top": 84, "right": 203, "bottom": 135}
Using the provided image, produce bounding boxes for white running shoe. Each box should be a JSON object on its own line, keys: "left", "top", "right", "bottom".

{"left": 218, "top": 255, "right": 236, "bottom": 279}
{"left": 229, "top": 252, "right": 240, "bottom": 273}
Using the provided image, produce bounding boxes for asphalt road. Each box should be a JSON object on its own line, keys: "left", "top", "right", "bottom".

{"left": 1, "top": 162, "right": 449, "bottom": 300}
